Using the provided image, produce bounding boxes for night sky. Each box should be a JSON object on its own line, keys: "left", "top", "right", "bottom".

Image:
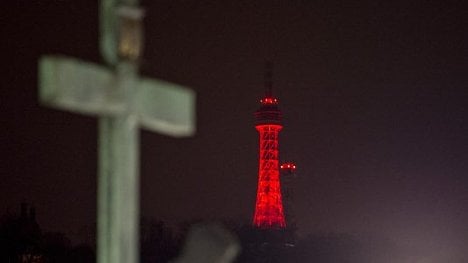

{"left": 2, "top": 0, "right": 468, "bottom": 261}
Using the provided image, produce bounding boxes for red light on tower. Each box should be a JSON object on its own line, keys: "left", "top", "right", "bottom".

{"left": 253, "top": 94, "right": 286, "bottom": 229}
{"left": 280, "top": 162, "right": 296, "bottom": 171}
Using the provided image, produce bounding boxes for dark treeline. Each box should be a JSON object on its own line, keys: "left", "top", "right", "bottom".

{"left": 0, "top": 203, "right": 94, "bottom": 263}
{"left": 231, "top": 224, "right": 404, "bottom": 263}
{"left": 1, "top": 205, "right": 405, "bottom": 262}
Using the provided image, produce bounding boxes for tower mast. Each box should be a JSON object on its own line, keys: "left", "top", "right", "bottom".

{"left": 264, "top": 61, "right": 273, "bottom": 97}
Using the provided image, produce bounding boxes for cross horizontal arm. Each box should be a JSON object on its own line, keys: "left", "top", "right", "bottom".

{"left": 39, "top": 55, "right": 196, "bottom": 137}
{"left": 136, "top": 77, "right": 196, "bottom": 137}
{"left": 39, "top": 56, "right": 125, "bottom": 115}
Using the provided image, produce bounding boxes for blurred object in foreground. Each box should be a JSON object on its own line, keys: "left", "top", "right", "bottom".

{"left": 171, "top": 223, "right": 240, "bottom": 263}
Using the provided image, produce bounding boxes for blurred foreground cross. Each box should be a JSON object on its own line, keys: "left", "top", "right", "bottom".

{"left": 38, "top": 0, "right": 196, "bottom": 262}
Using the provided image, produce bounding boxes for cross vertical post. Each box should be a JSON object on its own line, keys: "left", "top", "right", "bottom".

{"left": 97, "top": 62, "right": 140, "bottom": 263}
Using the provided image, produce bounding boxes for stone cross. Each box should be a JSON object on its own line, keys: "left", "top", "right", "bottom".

{"left": 38, "top": 0, "right": 195, "bottom": 262}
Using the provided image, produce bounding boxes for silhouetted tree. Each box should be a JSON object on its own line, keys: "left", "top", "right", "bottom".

{"left": 234, "top": 224, "right": 296, "bottom": 263}
{"left": 140, "top": 218, "right": 180, "bottom": 263}
{"left": 0, "top": 203, "right": 95, "bottom": 263}
{"left": 0, "top": 203, "right": 42, "bottom": 262}
{"left": 41, "top": 232, "right": 71, "bottom": 262}
{"left": 68, "top": 244, "right": 95, "bottom": 263}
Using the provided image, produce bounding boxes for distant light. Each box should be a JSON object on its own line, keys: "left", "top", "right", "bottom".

{"left": 260, "top": 97, "right": 279, "bottom": 105}
{"left": 281, "top": 162, "right": 296, "bottom": 172}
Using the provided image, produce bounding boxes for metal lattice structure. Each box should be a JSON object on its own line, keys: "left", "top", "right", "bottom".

{"left": 253, "top": 96, "right": 286, "bottom": 228}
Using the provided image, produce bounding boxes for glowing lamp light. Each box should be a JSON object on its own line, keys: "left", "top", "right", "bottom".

{"left": 281, "top": 162, "right": 296, "bottom": 171}
{"left": 260, "top": 97, "right": 279, "bottom": 105}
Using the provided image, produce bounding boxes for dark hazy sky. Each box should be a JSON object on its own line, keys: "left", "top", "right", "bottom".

{"left": 2, "top": 0, "right": 467, "bottom": 261}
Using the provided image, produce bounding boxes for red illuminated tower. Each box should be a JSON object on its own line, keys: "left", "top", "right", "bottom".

{"left": 253, "top": 64, "right": 286, "bottom": 229}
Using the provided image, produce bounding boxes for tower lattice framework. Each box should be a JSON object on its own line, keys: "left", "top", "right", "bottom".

{"left": 253, "top": 96, "right": 286, "bottom": 228}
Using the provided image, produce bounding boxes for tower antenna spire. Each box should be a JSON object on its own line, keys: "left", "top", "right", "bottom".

{"left": 264, "top": 61, "right": 273, "bottom": 97}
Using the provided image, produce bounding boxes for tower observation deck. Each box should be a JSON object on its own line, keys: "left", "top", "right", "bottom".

{"left": 253, "top": 94, "right": 286, "bottom": 229}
